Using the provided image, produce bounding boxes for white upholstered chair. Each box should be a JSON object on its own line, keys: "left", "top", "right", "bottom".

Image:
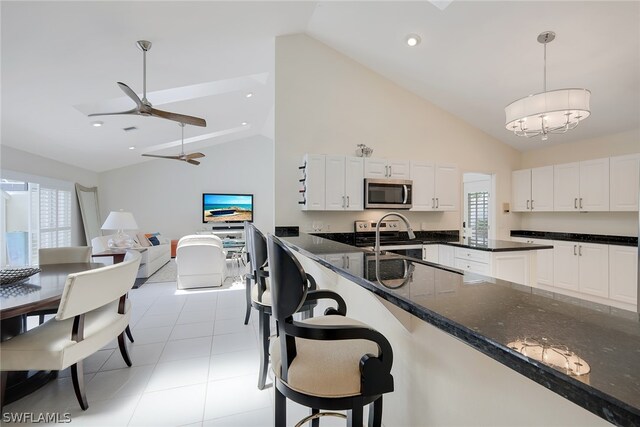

{"left": 39, "top": 247, "right": 92, "bottom": 265}
{"left": 0, "top": 251, "right": 141, "bottom": 411}
{"left": 176, "top": 235, "right": 228, "bottom": 289}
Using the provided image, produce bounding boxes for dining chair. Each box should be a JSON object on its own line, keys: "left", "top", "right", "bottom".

{"left": 243, "top": 222, "right": 317, "bottom": 390}
{"left": 0, "top": 250, "right": 142, "bottom": 411}
{"left": 267, "top": 235, "right": 394, "bottom": 427}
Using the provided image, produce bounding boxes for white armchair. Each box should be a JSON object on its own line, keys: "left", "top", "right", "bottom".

{"left": 0, "top": 251, "right": 141, "bottom": 410}
{"left": 176, "top": 235, "right": 228, "bottom": 289}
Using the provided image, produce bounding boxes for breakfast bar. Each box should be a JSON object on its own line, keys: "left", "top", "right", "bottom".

{"left": 281, "top": 233, "right": 640, "bottom": 426}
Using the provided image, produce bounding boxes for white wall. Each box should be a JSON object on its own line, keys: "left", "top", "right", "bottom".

{"left": 274, "top": 34, "right": 522, "bottom": 238}
{"left": 98, "top": 135, "right": 274, "bottom": 240}
{"left": 518, "top": 129, "right": 639, "bottom": 236}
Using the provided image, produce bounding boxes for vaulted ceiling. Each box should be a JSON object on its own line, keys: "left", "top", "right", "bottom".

{"left": 2, "top": 1, "right": 638, "bottom": 173}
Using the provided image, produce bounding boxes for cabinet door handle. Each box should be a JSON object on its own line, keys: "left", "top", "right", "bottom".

{"left": 579, "top": 198, "right": 583, "bottom": 209}
{"left": 432, "top": 198, "right": 435, "bottom": 208}
{"left": 436, "top": 198, "right": 439, "bottom": 208}
{"left": 573, "top": 245, "right": 577, "bottom": 256}
{"left": 342, "top": 196, "right": 345, "bottom": 208}
{"left": 346, "top": 196, "right": 350, "bottom": 207}
{"left": 345, "top": 255, "right": 350, "bottom": 268}
{"left": 389, "top": 165, "right": 392, "bottom": 176}
{"left": 579, "top": 245, "right": 582, "bottom": 256}
{"left": 531, "top": 200, "right": 534, "bottom": 210}
{"left": 527, "top": 200, "right": 530, "bottom": 210}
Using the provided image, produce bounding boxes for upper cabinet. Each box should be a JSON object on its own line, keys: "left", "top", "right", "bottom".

{"left": 324, "top": 155, "right": 364, "bottom": 211}
{"left": 610, "top": 153, "right": 640, "bottom": 211}
{"left": 511, "top": 166, "right": 553, "bottom": 212}
{"left": 364, "top": 158, "right": 410, "bottom": 180}
{"left": 410, "top": 161, "right": 459, "bottom": 211}
{"left": 300, "top": 154, "right": 326, "bottom": 211}
{"left": 554, "top": 158, "right": 609, "bottom": 212}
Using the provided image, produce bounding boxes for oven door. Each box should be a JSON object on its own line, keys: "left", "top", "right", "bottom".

{"left": 365, "top": 179, "right": 412, "bottom": 209}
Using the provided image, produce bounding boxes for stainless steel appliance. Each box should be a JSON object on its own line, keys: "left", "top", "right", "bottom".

{"left": 364, "top": 179, "right": 412, "bottom": 209}
{"left": 354, "top": 220, "right": 421, "bottom": 258}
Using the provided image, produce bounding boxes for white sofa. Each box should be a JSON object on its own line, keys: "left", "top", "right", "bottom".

{"left": 91, "top": 234, "right": 170, "bottom": 279}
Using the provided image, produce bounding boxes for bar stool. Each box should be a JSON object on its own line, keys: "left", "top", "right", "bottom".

{"left": 267, "top": 234, "right": 394, "bottom": 427}
{"left": 243, "top": 222, "right": 316, "bottom": 390}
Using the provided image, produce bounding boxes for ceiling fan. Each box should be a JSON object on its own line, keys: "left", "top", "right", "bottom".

{"left": 89, "top": 40, "right": 207, "bottom": 127}
{"left": 141, "top": 123, "right": 205, "bottom": 166}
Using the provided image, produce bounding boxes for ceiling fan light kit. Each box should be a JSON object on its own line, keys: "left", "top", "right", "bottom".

{"left": 89, "top": 40, "right": 207, "bottom": 128}
{"left": 505, "top": 31, "right": 590, "bottom": 141}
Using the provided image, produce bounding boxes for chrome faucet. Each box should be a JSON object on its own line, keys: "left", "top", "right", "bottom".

{"left": 375, "top": 212, "right": 416, "bottom": 254}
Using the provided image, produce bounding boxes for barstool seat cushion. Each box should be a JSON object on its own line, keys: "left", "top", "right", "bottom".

{"left": 251, "top": 283, "right": 272, "bottom": 306}
{"left": 271, "top": 315, "right": 379, "bottom": 398}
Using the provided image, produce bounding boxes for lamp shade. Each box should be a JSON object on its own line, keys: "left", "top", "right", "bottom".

{"left": 101, "top": 211, "right": 138, "bottom": 231}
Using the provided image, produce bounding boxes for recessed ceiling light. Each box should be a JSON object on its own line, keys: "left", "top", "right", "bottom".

{"left": 406, "top": 34, "right": 421, "bottom": 47}
{"left": 128, "top": 146, "right": 136, "bottom": 150}
{"left": 91, "top": 121, "right": 103, "bottom": 127}
{"left": 241, "top": 122, "right": 248, "bottom": 126}
{"left": 245, "top": 92, "right": 253, "bottom": 98}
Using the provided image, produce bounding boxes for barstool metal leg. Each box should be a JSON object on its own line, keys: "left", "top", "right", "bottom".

{"left": 275, "top": 384, "right": 286, "bottom": 426}
{"left": 257, "top": 309, "right": 270, "bottom": 390}
{"left": 368, "top": 396, "right": 383, "bottom": 427}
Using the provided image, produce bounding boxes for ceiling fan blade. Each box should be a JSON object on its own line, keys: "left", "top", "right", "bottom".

{"left": 186, "top": 159, "right": 201, "bottom": 166}
{"left": 88, "top": 108, "right": 138, "bottom": 117}
{"left": 117, "top": 82, "right": 143, "bottom": 109}
{"left": 148, "top": 107, "right": 207, "bottom": 127}
{"left": 185, "top": 152, "right": 205, "bottom": 160}
{"left": 141, "top": 154, "right": 181, "bottom": 160}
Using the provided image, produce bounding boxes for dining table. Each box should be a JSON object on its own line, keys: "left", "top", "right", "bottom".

{"left": 0, "top": 262, "right": 105, "bottom": 404}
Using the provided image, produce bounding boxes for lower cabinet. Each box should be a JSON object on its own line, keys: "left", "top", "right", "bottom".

{"left": 609, "top": 245, "right": 638, "bottom": 305}
{"left": 553, "top": 241, "right": 609, "bottom": 297}
{"left": 321, "top": 253, "right": 363, "bottom": 276}
{"left": 422, "top": 245, "right": 439, "bottom": 264}
{"left": 437, "top": 245, "right": 455, "bottom": 268}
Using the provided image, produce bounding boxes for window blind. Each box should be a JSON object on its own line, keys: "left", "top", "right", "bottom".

{"left": 39, "top": 187, "right": 71, "bottom": 249}
{"left": 467, "top": 191, "right": 489, "bottom": 241}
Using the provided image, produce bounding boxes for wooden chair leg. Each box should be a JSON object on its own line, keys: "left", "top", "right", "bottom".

{"left": 71, "top": 361, "right": 88, "bottom": 410}
{"left": 244, "top": 276, "right": 252, "bottom": 325}
{"left": 1, "top": 371, "right": 8, "bottom": 413}
{"left": 275, "top": 384, "right": 286, "bottom": 426}
{"left": 118, "top": 331, "right": 132, "bottom": 367}
{"left": 257, "top": 310, "right": 270, "bottom": 390}
{"left": 125, "top": 325, "right": 135, "bottom": 343}
{"left": 368, "top": 396, "right": 383, "bottom": 427}
{"left": 348, "top": 398, "right": 364, "bottom": 427}
{"left": 311, "top": 408, "right": 320, "bottom": 427}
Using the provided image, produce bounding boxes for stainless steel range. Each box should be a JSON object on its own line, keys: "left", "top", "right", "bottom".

{"left": 354, "top": 220, "right": 422, "bottom": 258}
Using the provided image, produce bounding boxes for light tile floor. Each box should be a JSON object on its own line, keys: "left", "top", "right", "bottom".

{"left": 3, "top": 279, "right": 352, "bottom": 426}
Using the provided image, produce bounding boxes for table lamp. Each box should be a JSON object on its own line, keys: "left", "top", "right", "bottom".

{"left": 101, "top": 210, "right": 138, "bottom": 249}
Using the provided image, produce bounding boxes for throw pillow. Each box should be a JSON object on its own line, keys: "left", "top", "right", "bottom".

{"left": 148, "top": 236, "right": 161, "bottom": 246}
{"left": 136, "top": 233, "right": 151, "bottom": 247}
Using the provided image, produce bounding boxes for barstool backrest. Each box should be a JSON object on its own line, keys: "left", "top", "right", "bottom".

{"left": 245, "top": 222, "right": 268, "bottom": 274}
{"left": 266, "top": 234, "right": 308, "bottom": 322}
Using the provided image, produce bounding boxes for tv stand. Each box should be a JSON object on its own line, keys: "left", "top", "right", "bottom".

{"left": 197, "top": 227, "right": 244, "bottom": 240}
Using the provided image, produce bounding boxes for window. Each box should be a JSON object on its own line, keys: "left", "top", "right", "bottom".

{"left": 467, "top": 191, "right": 489, "bottom": 242}
{"left": 39, "top": 187, "right": 71, "bottom": 249}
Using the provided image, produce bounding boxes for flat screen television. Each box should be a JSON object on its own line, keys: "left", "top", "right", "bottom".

{"left": 202, "top": 193, "right": 253, "bottom": 224}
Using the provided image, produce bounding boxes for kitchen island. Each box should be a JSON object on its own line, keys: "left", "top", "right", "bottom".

{"left": 281, "top": 233, "right": 640, "bottom": 426}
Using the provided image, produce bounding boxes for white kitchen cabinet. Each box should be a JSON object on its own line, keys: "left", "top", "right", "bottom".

{"left": 422, "top": 245, "right": 439, "bottom": 263}
{"left": 553, "top": 240, "right": 608, "bottom": 296}
{"left": 438, "top": 245, "right": 455, "bottom": 268}
{"left": 300, "top": 154, "right": 325, "bottom": 211}
{"left": 578, "top": 243, "right": 609, "bottom": 298}
{"left": 411, "top": 161, "right": 459, "bottom": 211}
{"left": 552, "top": 240, "right": 580, "bottom": 291}
{"left": 364, "top": 158, "right": 410, "bottom": 179}
{"left": 609, "top": 245, "right": 638, "bottom": 306}
{"left": 553, "top": 159, "right": 609, "bottom": 212}
{"left": 318, "top": 155, "right": 364, "bottom": 211}
{"left": 511, "top": 169, "right": 531, "bottom": 212}
{"left": 493, "top": 252, "right": 530, "bottom": 285}
{"left": 511, "top": 166, "right": 553, "bottom": 212}
{"left": 610, "top": 153, "right": 640, "bottom": 211}
{"left": 531, "top": 238, "right": 553, "bottom": 286}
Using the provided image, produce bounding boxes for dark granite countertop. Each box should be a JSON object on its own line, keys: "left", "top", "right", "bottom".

{"left": 511, "top": 230, "right": 638, "bottom": 247}
{"left": 281, "top": 233, "right": 640, "bottom": 426}
{"left": 433, "top": 238, "right": 554, "bottom": 252}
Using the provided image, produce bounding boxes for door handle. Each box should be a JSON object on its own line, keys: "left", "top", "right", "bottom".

{"left": 527, "top": 200, "right": 530, "bottom": 210}
{"left": 579, "top": 245, "right": 582, "bottom": 256}
{"left": 402, "top": 185, "right": 408, "bottom": 204}
{"left": 347, "top": 195, "right": 350, "bottom": 207}
{"left": 579, "top": 198, "right": 583, "bottom": 209}
{"left": 573, "top": 245, "right": 577, "bottom": 256}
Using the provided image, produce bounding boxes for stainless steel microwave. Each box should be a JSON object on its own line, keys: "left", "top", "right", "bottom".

{"left": 364, "top": 179, "right": 412, "bottom": 209}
